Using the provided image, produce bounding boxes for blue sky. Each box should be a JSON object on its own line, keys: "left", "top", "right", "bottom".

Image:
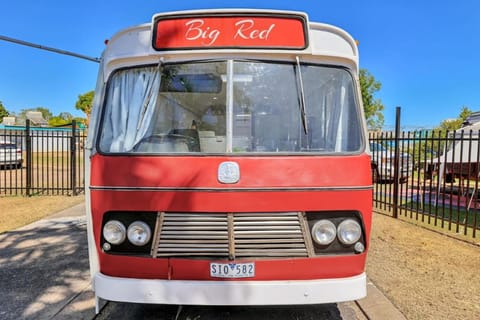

{"left": 1, "top": 1, "right": 479, "bottom": 130}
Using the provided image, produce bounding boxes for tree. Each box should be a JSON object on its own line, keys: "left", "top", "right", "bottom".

{"left": 0, "top": 101, "right": 9, "bottom": 121}
{"left": 48, "top": 112, "right": 73, "bottom": 127}
{"left": 359, "top": 68, "right": 385, "bottom": 131}
{"left": 437, "top": 106, "right": 472, "bottom": 131}
{"left": 75, "top": 91, "right": 94, "bottom": 126}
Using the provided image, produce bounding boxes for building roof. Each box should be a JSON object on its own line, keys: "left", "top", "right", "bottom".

{"left": 26, "top": 111, "right": 48, "bottom": 126}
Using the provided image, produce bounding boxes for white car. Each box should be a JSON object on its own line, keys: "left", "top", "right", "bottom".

{"left": 370, "top": 142, "right": 413, "bottom": 183}
{"left": 0, "top": 140, "right": 23, "bottom": 169}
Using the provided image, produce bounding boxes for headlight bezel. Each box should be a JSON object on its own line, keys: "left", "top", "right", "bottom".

{"left": 307, "top": 211, "right": 366, "bottom": 254}
{"left": 311, "top": 219, "right": 337, "bottom": 246}
{"left": 102, "top": 220, "right": 127, "bottom": 245}
{"left": 127, "top": 221, "right": 152, "bottom": 246}
{"left": 337, "top": 219, "right": 362, "bottom": 245}
{"left": 101, "top": 211, "right": 157, "bottom": 255}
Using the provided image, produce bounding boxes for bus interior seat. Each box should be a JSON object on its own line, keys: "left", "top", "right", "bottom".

{"left": 199, "top": 131, "right": 226, "bottom": 153}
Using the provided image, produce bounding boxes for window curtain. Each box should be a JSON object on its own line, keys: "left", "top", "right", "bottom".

{"left": 302, "top": 67, "right": 359, "bottom": 152}
{"left": 102, "top": 66, "right": 161, "bottom": 152}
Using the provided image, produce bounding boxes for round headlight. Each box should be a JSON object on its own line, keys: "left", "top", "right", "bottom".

{"left": 127, "top": 221, "right": 152, "bottom": 246}
{"left": 337, "top": 219, "right": 362, "bottom": 245}
{"left": 311, "top": 220, "right": 337, "bottom": 245}
{"left": 103, "top": 220, "right": 126, "bottom": 245}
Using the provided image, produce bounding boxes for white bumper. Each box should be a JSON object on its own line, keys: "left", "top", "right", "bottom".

{"left": 94, "top": 272, "right": 366, "bottom": 305}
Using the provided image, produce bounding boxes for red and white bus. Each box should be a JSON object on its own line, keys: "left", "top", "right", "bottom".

{"left": 85, "top": 9, "right": 372, "bottom": 311}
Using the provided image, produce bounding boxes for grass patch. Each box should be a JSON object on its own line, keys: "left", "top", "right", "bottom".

{"left": 0, "top": 195, "right": 84, "bottom": 233}
{"left": 402, "top": 201, "right": 480, "bottom": 228}
{"left": 374, "top": 206, "right": 480, "bottom": 245}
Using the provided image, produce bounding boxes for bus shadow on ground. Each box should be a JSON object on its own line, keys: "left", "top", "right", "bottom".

{"left": 0, "top": 218, "right": 90, "bottom": 320}
{"left": 96, "top": 302, "right": 345, "bottom": 320}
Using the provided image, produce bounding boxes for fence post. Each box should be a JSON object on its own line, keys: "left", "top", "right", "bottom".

{"left": 25, "top": 120, "right": 32, "bottom": 197}
{"left": 392, "top": 107, "right": 401, "bottom": 218}
{"left": 71, "top": 120, "right": 77, "bottom": 196}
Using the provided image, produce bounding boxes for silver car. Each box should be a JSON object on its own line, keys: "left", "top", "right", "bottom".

{"left": 0, "top": 140, "right": 23, "bottom": 169}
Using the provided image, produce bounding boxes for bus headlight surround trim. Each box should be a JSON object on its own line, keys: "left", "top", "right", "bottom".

{"left": 311, "top": 220, "right": 337, "bottom": 245}
{"left": 337, "top": 219, "right": 362, "bottom": 245}
{"left": 103, "top": 220, "right": 127, "bottom": 245}
{"left": 127, "top": 221, "right": 152, "bottom": 246}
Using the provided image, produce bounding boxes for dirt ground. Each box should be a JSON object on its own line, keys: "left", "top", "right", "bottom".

{"left": 1, "top": 196, "right": 479, "bottom": 319}
{"left": 367, "top": 212, "right": 480, "bottom": 320}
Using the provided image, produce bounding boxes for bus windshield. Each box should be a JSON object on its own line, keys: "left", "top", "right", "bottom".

{"left": 99, "top": 60, "right": 362, "bottom": 154}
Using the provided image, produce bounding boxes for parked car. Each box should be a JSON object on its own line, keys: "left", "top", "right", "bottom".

{"left": 0, "top": 140, "right": 23, "bottom": 169}
{"left": 370, "top": 142, "right": 413, "bottom": 183}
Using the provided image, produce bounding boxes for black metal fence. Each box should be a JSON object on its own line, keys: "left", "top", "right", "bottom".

{"left": 0, "top": 120, "right": 86, "bottom": 196}
{"left": 2, "top": 115, "right": 479, "bottom": 239}
{"left": 370, "top": 128, "right": 480, "bottom": 240}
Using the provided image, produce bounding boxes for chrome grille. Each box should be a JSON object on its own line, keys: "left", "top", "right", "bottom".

{"left": 152, "top": 212, "right": 309, "bottom": 258}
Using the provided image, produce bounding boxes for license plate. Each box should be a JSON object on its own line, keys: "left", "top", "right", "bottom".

{"left": 210, "top": 262, "right": 255, "bottom": 278}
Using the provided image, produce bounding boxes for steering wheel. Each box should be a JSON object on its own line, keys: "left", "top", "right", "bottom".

{"left": 134, "top": 133, "right": 199, "bottom": 151}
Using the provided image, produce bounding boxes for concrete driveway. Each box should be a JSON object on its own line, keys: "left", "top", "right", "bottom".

{"left": 0, "top": 204, "right": 93, "bottom": 320}
{"left": 0, "top": 203, "right": 405, "bottom": 320}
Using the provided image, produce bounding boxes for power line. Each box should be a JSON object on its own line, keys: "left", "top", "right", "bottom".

{"left": 0, "top": 34, "right": 100, "bottom": 63}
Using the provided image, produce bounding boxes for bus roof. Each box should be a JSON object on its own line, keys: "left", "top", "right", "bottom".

{"left": 100, "top": 9, "right": 359, "bottom": 79}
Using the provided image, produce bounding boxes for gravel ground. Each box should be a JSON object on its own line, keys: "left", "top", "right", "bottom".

{"left": 367, "top": 213, "right": 480, "bottom": 320}
{"left": 2, "top": 197, "right": 479, "bottom": 319}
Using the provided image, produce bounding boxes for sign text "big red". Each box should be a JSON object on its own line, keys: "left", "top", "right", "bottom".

{"left": 185, "top": 19, "right": 276, "bottom": 46}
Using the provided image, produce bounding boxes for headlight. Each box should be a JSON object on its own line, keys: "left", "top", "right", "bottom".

{"left": 127, "top": 221, "right": 152, "bottom": 246}
{"left": 311, "top": 220, "right": 336, "bottom": 245}
{"left": 337, "top": 219, "right": 362, "bottom": 245}
{"left": 103, "top": 220, "right": 126, "bottom": 245}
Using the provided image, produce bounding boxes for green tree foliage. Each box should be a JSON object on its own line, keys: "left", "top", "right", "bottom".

{"left": 437, "top": 106, "right": 472, "bottom": 131}
{"left": 73, "top": 117, "right": 87, "bottom": 127}
{"left": 359, "top": 69, "right": 385, "bottom": 130}
{"left": 0, "top": 101, "right": 9, "bottom": 121}
{"left": 406, "top": 106, "right": 473, "bottom": 163}
{"left": 75, "top": 91, "right": 94, "bottom": 126}
{"left": 48, "top": 112, "right": 73, "bottom": 127}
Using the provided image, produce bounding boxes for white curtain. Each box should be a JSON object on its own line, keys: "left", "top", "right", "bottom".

{"left": 101, "top": 66, "right": 161, "bottom": 152}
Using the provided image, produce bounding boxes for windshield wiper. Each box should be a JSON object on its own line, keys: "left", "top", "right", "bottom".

{"left": 295, "top": 56, "right": 308, "bottom": 135}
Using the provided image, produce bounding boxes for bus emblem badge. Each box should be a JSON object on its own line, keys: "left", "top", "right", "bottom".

{"left": 218, "top": 162, "right": 240, "bottom": 184}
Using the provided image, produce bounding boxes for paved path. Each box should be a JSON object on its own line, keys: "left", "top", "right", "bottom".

{"left": 0, "top": 203, "right": 94, "bottom": 320}
{"left": 0, "top": 203, "right": 406, "bottom": 320}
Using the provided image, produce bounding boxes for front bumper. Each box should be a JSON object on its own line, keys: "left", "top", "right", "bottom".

{"left": 94, "top": 272, "right": 366, "bottom": 305}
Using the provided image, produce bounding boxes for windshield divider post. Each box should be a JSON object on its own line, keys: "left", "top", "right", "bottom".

{"left": 226, "top": 60, "right": 234, "bottom": 152}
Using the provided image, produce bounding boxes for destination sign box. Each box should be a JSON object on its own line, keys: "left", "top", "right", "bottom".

{"left": 152, "top": 13, "right": 308, "bottom": 50}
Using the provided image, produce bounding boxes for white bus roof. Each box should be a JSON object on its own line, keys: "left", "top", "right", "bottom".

{"left": 101, "top": 9, "right": 359, "bottom": 79}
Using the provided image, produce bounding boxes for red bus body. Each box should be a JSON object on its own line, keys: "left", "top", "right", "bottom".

{"left": 85, "top": 9, "right": 372, "bottom": 310}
